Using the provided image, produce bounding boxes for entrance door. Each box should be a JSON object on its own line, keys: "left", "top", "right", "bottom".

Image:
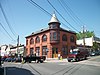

{"left": 52, "top": 47, "right": 58, "bottom": 58}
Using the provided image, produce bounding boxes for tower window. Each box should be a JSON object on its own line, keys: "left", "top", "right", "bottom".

{"left": 52, "top": 24, "right": 57, "bottom": 28}
{"left": 49, "top": 23, "right": 58, "bottom": 29}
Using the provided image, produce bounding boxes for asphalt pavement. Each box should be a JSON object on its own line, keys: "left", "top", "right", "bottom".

{"left": 2, "top": 56, "right": 100, "bottom": 75}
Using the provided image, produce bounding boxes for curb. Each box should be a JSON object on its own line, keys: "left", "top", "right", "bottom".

{"left": 45, "top": 59, "right": 68, "bottom": 63}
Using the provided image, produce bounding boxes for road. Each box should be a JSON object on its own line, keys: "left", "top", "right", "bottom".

{"left": 2, "top": 56, "right": 100, "bottom": 75}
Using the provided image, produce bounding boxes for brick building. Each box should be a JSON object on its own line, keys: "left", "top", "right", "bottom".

{"left": 26, "top": 13, "right": 76, "bottom": 58}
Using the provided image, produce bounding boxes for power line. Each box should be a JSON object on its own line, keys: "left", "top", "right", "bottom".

{"left": 0, "top": 26, "right": 11, "bottom": 40}
{"left": 61, "top": 22, "right": 71, "bottom": 30}
{"left": 47, "top": 0, "right": 79, "bottom": 32}
{"left": 0, "top": 2, "right": 17, "bottom": 37}
{"left": 58, "top": 0, "right": 80, "bottom": 25}
{"left": 0, "top": 22, "right": 15, "bottom": 41}
{"left": 61, "top": 0, "right": 96, "bottom": 38}
{"left": 61, "top": 0, "right": 85, "bottom": 25}
{"left": 27, "top": 0, "right": 52, "bottom": 16}
{"left": 27, "top": 0, "right": 72, "bottom": 30}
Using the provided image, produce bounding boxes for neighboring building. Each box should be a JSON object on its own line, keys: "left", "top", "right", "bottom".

{"left": 77, "top": 36, "right": 100, "bottom": 50}
{"left": 10, "top": 44, "right": 25, "bottom": 57}
{"left": 26, "top": 13, "right": 76, "bottom": 58}
{"left": 0, "top": 44, "right": 25, "bottom": 57}
{"left": 1, "top": 45, "right": 8, "bottom": 56}
{"left": 0, "top": 46, "right": 1, "bottom": 56}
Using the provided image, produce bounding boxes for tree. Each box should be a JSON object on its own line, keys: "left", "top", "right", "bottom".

{"left": 76, "top": 31, "right": 95, "bottom": 40}
{"left": 92, "top": 42, "right": 99, "bottom": 51}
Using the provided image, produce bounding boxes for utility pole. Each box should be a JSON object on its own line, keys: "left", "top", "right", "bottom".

{"left": 0, "top": 55, "right": 1, "bottom": 67}
{"left": 17, "top": 35, "right": 19, "bottom": 57}
{"left": 83, "top": 26, "right": 85, "bottom": 48}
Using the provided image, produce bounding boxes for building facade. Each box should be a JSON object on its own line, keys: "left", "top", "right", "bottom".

{"left": 77, "top": 36, "right": 100, "bottom": 50}
{"left": 26, "top": 13, "right": 76, "bottom": 58}
{"left": 10, "top": 45, "right": 25, "bottom": 57}
{"left": 0, "top": 44, "right": 25, "bottom": 57}
{"left": 1, "top": 45, "right": 8, "bottom": 56}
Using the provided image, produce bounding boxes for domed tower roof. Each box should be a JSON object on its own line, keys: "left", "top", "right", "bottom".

{"left": 48, "top": 13, "right": 60, "bottom": 25}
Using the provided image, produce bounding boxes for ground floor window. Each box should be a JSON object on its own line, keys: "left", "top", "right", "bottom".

{"left": 42, "top": 46, "right": 47, "bottom": 56}
{"left": 30, "top": 48, "right": 34, "bottom": 55}
{"left": 62, "top": 46, "right": 68, "bottom": 55}
{"left": 70, "top": 46, "right": 76, "bottom": 50}
{"left": 36, "top": 47, "right": 40, "bottom": 56}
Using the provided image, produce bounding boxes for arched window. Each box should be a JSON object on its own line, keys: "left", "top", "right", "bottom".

{"left": 30, "top": 38, "right": 34, "bottom": 44}
{"left": 70, "top": 35, "right": 75, "bottom": 42}
{"left": 26, "top": 40, "right": 28, "bottom": 45}
{"left": 42, "top": 34, "right": 47, "bottom": 42}
{"left": 62, "top": 34, "right": 67, "bottom": 41}
{"left": 36, "top": 36, "right": 40, "bottom": 43}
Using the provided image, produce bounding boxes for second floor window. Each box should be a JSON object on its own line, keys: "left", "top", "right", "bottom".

{"left": 70, "top": 35, "right": 75, "bottom": 42}
{"left": 42, "top": 34, "right": 47, "bottom": 42}
{"left": 26, "top": 40, "right": 28, "bottom": 45}
{"left": 36, "top": 36, "right": 40, "bottom": 43}
{"left": 30, "top": 38, "right": 34, "bottom": 44}
{"left": 53, "top": 32, "right": 57, "bottom": 40}
{"left": 62, "top": 34, "right": 67, "bottom": 41}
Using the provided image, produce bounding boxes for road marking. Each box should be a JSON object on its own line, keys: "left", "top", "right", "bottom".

{"left": 4, "top": 67, "right": 6, "bottom": 75}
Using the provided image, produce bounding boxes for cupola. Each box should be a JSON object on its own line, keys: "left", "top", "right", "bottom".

{"left": 48, "top": 13, "right": 60, "bottom": 29}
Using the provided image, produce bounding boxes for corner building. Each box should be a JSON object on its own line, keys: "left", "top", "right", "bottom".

{"left": 26, "top": 13, "right": 76, "bottom": 58}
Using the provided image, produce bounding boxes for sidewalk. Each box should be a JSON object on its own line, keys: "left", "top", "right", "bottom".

{"left": 45, "top": 58, "right": 68, "bottom": 63}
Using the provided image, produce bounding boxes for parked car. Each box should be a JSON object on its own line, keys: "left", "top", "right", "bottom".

{"left": 67, "top": 48, "right": 89, "bottom": 62}
{"left": 90, "top": 52, "right": 96, "bottom": 56}
{"left": 95, "top": 51, "right": 100, "bottom": 55}
{"left": 15, "top": 57, "right": 22, "bottom": 62}
{"left": 23, "top": 54, "right": 46, "bottom": 63}
{"left": 1, "top": 56, "right": 7, "bottom": 61}
{"left": 1, "top": 58, "right": 5, "bottom": 61}
{"left": 90, "top": 51, "right": 100, "bottom": 56}
{"left": 11, "top": 58, "right": 16, "bottom": 62}
{"left": 5, "top": 58, "right": 12, "bottom": 62}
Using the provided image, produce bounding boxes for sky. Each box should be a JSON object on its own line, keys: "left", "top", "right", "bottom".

{"left": 0, "top": 0, "right": 100, "bottom": 45}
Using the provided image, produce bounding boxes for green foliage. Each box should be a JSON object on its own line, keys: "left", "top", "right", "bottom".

{"left": 92, "top": 42, "right": 100, "bottom": 50}
{"left": 76, "top": 31, "right": 95, "bottom": 40}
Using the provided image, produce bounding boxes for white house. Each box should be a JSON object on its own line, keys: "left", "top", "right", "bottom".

{"left": 1, "top": 44, "right": 25, "bottom": 57}
{"left": 77, "top": 36, "right": 100, "bottom": 48}
{"left": 10, "top": 45, "right": 25, "bottom": 56}
{"left": 1, "top": 45, "right": 8, "bottom": 56}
